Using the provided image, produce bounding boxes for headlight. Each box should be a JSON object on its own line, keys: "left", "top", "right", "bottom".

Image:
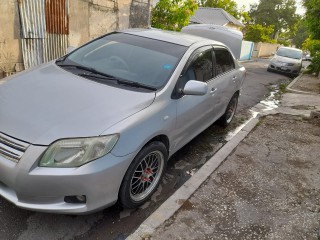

{"left": 39, "top": 134, "right": 119, "bottom": 167}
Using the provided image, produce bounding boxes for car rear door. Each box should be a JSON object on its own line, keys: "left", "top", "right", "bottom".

{"left": 210, "top": 46, "right": 239, "bottom": 118}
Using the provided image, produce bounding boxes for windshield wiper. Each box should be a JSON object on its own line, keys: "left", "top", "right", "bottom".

{"left": 78, "top": 72, "right": 118, "bottom": 81}
{"left": 117, "top": 79, "right": 157, "bottom": 91}
{"left": 79, "top": 73, "right": 157, "bottom": 91}
{"left": 56, "top": 62, "right": 103, "bottom": 75}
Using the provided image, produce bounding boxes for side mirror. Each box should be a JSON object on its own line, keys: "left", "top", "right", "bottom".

{"left": 67, "top": 46, "right": 76, "bottom": 54}
{"left": 183, "top": 80, "right": 208, "bottom": 96}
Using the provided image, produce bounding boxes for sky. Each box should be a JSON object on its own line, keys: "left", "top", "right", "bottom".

{"left": 233, "top": 0, "right": 305, "bottom": 15}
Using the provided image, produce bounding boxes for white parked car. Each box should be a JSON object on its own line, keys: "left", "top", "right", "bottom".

{"left": 268, "top": 47, "right": 303, "bottom": 77}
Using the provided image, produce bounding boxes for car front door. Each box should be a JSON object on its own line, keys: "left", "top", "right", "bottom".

{"left": 172, "top": 46, "right": 218, "bottom": 152}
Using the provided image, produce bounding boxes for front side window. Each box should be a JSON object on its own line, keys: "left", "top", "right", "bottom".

{"left": 172, "top": 47, "right": 213, "bottom": 98}
{"left": 178, "top": 48, "right": 213, "bottom": 88}
{"left": 214, "top": 48, "right": 235, "bottom": 76}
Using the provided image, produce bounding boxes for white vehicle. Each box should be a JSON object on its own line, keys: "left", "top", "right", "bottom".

{"left": 182, "top": 24, "right": 243, "bottom": 59}
{"left": 268, "top": 47, "right": 303, "bottom": 77}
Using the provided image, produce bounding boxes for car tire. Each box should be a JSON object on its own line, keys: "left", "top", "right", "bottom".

{"left": 218, "top": 92, "right": 239, "bottom": 127}
{"left": 119, "top": 141, "right": 168, "bottom": 208}
{"left": 267, "top": 68, "right": 272, "bottom": 72}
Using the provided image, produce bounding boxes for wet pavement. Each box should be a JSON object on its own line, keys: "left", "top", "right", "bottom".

{"left": 0, "top": 58, "right": 293, "bottom": 240}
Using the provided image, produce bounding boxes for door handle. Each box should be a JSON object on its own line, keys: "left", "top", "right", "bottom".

{"left": 232, "top": 76, "right": 237, "bottom": 83}
{"left": 210, "top": 87, "right": 217, "bottom": 94}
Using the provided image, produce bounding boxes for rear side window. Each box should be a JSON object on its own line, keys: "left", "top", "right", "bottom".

{"left": 214, "top": 48, "right": 235, "bottom": 76}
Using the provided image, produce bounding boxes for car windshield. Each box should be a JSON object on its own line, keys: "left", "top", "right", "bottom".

{"left": 60, "top": 33, "right": 187, "bottom": 89}
{"left": 276, "top": 48, "right": 302, "bottom": 60}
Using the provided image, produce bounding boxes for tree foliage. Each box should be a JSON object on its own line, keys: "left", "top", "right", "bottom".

{"left": 303, "top": 0, "right": 320, "bottom": 76}
{"left": 151, "top": 0, "right": 198, "bottom": 31}
{"left": 303, "top": 38, "right": 320, "bottom": 76}
{"left": 244, "top": 24, "right": 275, "bottom": 43}
{"left": 303, "top": 0, "right": 320, "bottom": 39}
{"left": 292, "top": 19, "right": 310, "bottom": 49}
{"left": 199, "top": 0, "right": 237, "bottom": 17}
{"left": 249, "top": 0, "right": 299, "bottom": 39}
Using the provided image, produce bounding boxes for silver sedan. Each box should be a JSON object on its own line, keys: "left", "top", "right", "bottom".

{"left": 267, "top": 46, "right": 303, "bottom": 77}
{"left": 0, "top": 29, "right": 245, "bottom": 214}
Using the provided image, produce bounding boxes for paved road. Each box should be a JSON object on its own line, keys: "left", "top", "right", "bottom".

{"left": 0, "top": 58, "right": 292, "bottom": 240}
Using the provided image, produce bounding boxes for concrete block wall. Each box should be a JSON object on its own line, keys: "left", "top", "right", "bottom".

{"left": 0, "top": 0, "right": 24, "bottom": 78}
{"left": 253, "top": 42, "right": 282, "bottom": 58}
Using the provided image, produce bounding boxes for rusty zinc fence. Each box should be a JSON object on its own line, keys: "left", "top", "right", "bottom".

{"left": 18, "top": 0, "right": 69, "bottom": 69}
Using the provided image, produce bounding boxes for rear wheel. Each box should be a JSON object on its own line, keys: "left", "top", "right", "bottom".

{"left": 119, "top": 141, "right": 167, "bottom": 208}
{"left": 218, "top": 93, "right": 239, "bottom": 127}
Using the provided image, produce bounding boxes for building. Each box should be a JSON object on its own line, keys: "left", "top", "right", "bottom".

{"left": 0, "top": 0, "right": 150, "bottom": 78}
{"left": 190, "top": 7, "right": 244, "bottom": 31}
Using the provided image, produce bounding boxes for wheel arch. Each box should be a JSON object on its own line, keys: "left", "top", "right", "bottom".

{"left": 145, "top": 134, "right": 170, "bottom": 155}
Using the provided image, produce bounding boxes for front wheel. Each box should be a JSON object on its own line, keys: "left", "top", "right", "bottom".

{"left": 218, "top": 93, "right": 239, "bottom": 127}
{"left": 119, "top": 141, "right": 167, "bottom": 208}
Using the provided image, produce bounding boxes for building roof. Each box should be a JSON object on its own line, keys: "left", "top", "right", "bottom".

{"left": 190, "top": 7, "right": 245, "bottom": 28}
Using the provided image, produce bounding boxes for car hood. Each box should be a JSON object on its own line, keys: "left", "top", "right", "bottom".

{"left": 0, "top": 62, "right": 155, "bottom": 145}
{"left": 273, "top": 55, "right": 301, "bottom": 64}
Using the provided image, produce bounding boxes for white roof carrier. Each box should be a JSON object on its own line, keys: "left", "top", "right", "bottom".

{"left": 182, "top": 24, "right": 243, "bottom": 59}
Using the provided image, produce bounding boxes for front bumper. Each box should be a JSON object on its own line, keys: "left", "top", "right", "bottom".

{"left": 268, "top": 61, "right": 301, "bottom": 76}
{"left": 0, "top": 145, "right": 135, "bottom": 214}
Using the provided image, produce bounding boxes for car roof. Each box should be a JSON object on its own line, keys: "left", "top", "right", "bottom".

{"left": 119, "top": 28, "right": 225, "bottom": 47}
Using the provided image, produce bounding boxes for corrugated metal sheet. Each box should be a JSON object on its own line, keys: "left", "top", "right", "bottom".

{"left": 46, "top": 0, "right": 69, "bottom": 34}
{"left": 43, "top": 33, "right": 68, "bottom": 62}
{"left": 18, "top": 0, "right": 46, "bottom": 38}
{"left": 19, "top": 0, "right": 69, "bottom": 69}
{"left": 21, "top": 39, "right": 44, "bottom": 69}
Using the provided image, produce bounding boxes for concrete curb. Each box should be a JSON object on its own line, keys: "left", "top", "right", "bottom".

{"left": 239, "top": 59, "right": 255, "bottom": 63}
{"left": 286, "top": 74, "right": 320, "bottom": 96}
{"left": 127, "top": 117, "right": 260, "bottom": 240}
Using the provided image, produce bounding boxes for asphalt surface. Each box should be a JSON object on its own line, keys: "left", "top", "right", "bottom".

{"left": 0, "top": 58, "right": 292, "bottom": 240}
{"left": 151, "top": 113, "right": 320, "bottom": 239}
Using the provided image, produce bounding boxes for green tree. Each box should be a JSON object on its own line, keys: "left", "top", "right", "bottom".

{"left": 244, "top": 24, "right": 275, "bottom": 43}
{"left": 303, "top": 38, "right": 320, "bottom": 76}
{"left": 292, "top": 19, "right": 309, "bottom": 48}
{"left": 303, "top": 0, "right": 320, "bottom": 76}
{"left": 303, "top": 0, "right": 320, "bottom": 39}
{"left": 151, "top": 0, "right": 198, "bottom": 31}
{"left": 249, "top": 0, "right": 299, "bottom": 39}
{"left": 199, "top": 0, "right": 237, "bottom": 16}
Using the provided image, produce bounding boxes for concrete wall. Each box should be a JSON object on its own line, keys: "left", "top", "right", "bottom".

{"left": 252, "top": 42, "right": 282, "bottom": 58}
{"left": 0, "top": 0, "right": 150, "bottom": 79}
{"left": 0, "top": 0, "right": 24, "bottom": 78}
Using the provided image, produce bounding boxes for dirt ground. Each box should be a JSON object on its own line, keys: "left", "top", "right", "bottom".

{"left": 153, "top": 114, "right": 320, "bottom": 239}
{"left": 293, "top": 74, "right": 320, "bottom": 94}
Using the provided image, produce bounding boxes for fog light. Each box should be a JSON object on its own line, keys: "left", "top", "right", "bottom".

{"left": 64, "top": 195, "right": 87, "bottom": 203}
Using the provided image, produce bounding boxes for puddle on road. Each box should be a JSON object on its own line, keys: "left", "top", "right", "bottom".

{"left": 258, "top": 89, "right": 280, "bottom": 111}
{"left": 226, "top": 88, "right": 280, "bottom": 141}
